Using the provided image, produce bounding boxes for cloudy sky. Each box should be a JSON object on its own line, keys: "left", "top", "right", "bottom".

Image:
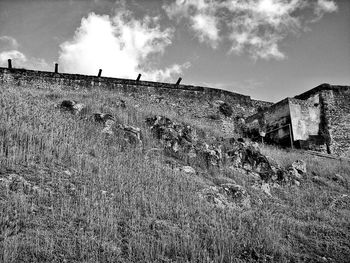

{"left": 0, "top": 0, "right": 349, "bottom": 102}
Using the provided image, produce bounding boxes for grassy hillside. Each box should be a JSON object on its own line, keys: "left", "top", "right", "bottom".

{"left": 0, "top": 83, "right": 350, "bottom": 262}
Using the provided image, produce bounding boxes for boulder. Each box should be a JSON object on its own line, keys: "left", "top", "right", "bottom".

{"left": 291, "top": 160, "right": 307, "bottom": 175}
{"left": 286, "top": 160, "right": 307, "bottom": 181}
{"left": 59, "top": 100, "right": 86, "bottom": 115}
{"left": 118, "top": 124, "right": 143, "bottom": 146}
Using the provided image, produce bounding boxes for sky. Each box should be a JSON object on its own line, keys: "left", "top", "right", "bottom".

{"left": 0, "top": 0, "right": 349, "bottom": 102}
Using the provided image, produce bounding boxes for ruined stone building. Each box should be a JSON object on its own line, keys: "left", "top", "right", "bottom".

{"left": 245, "top": 84, "right": 350, "bottom": 157}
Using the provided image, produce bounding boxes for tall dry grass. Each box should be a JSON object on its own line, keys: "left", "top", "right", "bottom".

{"left": 0, "top": 83, "right": 349, "bottom": 262}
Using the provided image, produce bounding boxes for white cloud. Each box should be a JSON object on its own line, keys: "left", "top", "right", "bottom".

{"left": 0, "top": 35, "right": 50, "bottom": 70}
{"left": 0, "top": 50, "right": 26, "bottom": 63}
{"left": 0, "top": 36, "right": 19, "bottom": 50}
{"left": 164, "top": 0, "right": 220, "bottom": 48}
{"left": 314, "top": 0, "right": 338, "bottom": 20}
{"left": 191, "top": 13, "right": 219, "bottom": 48}
{"left": 164, "top": 0, "right": 338, "bottom": 60}
{"left": 59, "top": 11, "right": 189, "bottom": 81}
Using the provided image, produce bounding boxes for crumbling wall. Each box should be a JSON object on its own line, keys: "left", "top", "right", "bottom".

{"left": 289, "top": 98, "right": 323, "bottom": 150}
{"left": 295, "top": 84, "right": 350, "bottom": 157}
{"left": 245, "top": 98, "right": 292, "bottom": 146}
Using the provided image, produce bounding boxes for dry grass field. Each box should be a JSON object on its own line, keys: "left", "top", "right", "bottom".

{"left": 0, "top": 83, "right": 349, "bottom": 262}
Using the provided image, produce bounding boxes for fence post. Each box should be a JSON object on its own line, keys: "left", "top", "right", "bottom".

{"left": 175, "top": 77, "right": 182, "bottom": 85}
{"left": 98, "top": 69, "right": 102, "bottom": 77}
{"left": 136, "top": 74, "right": 141, "bottom": 81}
{"left": 8, "top": 59, "right": 12, "bottom": 69}
{"left": 54, "top": 63, "right": 58, "bottom": 73}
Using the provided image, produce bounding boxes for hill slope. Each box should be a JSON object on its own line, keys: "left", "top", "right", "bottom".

{"left": 0, "top": 83, "right": 350, "bottom": 262}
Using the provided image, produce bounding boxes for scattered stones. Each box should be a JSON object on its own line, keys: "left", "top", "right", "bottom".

{"left": 146, "top": 115, "right": 287, "bottom": 183}
{"left": 58, "top": 100, "right": 143, "bottom": 146}
{"left": 200, "top": 183, "right": 251, "bottom": 210}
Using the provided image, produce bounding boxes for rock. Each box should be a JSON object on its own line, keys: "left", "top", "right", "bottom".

{"left": 332, "top": 174, "right": 346, "bottom": 185}
{"left": 291, "top": 160, "right": 306, "bottom": 175}
{"left": 93, "top": 113, "right": 115, "bottom": 124}
{"left": 119, "top": 100, "right": 126, "bottom": 108}
{"left": 102, "top": 119, "right": 116, "bottom": 135}
{"left": 8, "top": 174, "right": 32, "bottom": 194}
{"left": 220, "top": 183, "right": 248, "bottom": 200}
{"left": 59, "top": 100, "right": 86, "bottom": 115}
{"left": 207, "top": 114, "right": 221, "bottom": 120}
{"left": 219, "top": 103, "right": 233, "bottom": 117}
{"left": 213, "top": 100, "right": 225, "bottom": 107}
{"left": 181, "top": 166, "right": 196, "bottom": 174}
{"left": 261, "top": 183, "right": 272, "bottom": 196}
{"left": 312, "top": 176, "right": 329, "bottom": 186}
{"left": 200, "top": 187, "right": 227, "bottom": 209}
{"left": 286, "top": 160, "right": 307, "bottom": 181}
{"left": 94, "top": 113, "right": 116, "bottom": 135}
{"left": 293, "top": 180, "right": 301, "bottom": 186}
{"left": 146, "top": 115, "right": 280, "bottom": 182}
{"left": 119, "top": 124, "right": 142, "bottom": 146}
{"left": 1, "top": 174, "right": 52, "bottom": 198}
{"left": 200, "top": 183, "right": 251, "bottom": 210}
{"left": 287, "top": 167, "right": 301, "bottom": 179}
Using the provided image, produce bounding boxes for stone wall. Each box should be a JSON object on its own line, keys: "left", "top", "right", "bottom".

{"left": 0, "top": 67, "right": 271, "bottom": 137}
{"left": 317, "top": 87, "right": 350, "bottom": 157}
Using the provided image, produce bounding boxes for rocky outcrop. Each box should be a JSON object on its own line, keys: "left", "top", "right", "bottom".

{"left": 58, "top": 100, "right": 143, "bottom": 147}
{"left": 146, "top": 115, "right": 310, "bottom": 189}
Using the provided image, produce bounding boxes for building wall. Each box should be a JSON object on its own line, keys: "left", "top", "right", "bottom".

{"left": 245, "top": 98, "right": 292, "bottom": 145}
{"left": 289, "top": 98, "right": 321, "bottom": 141}
{"left": 294, "top": 85, "right": 350, "bottom": 157}
{"left": 324, "top": 88, "right": 350, "bottom": 157}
